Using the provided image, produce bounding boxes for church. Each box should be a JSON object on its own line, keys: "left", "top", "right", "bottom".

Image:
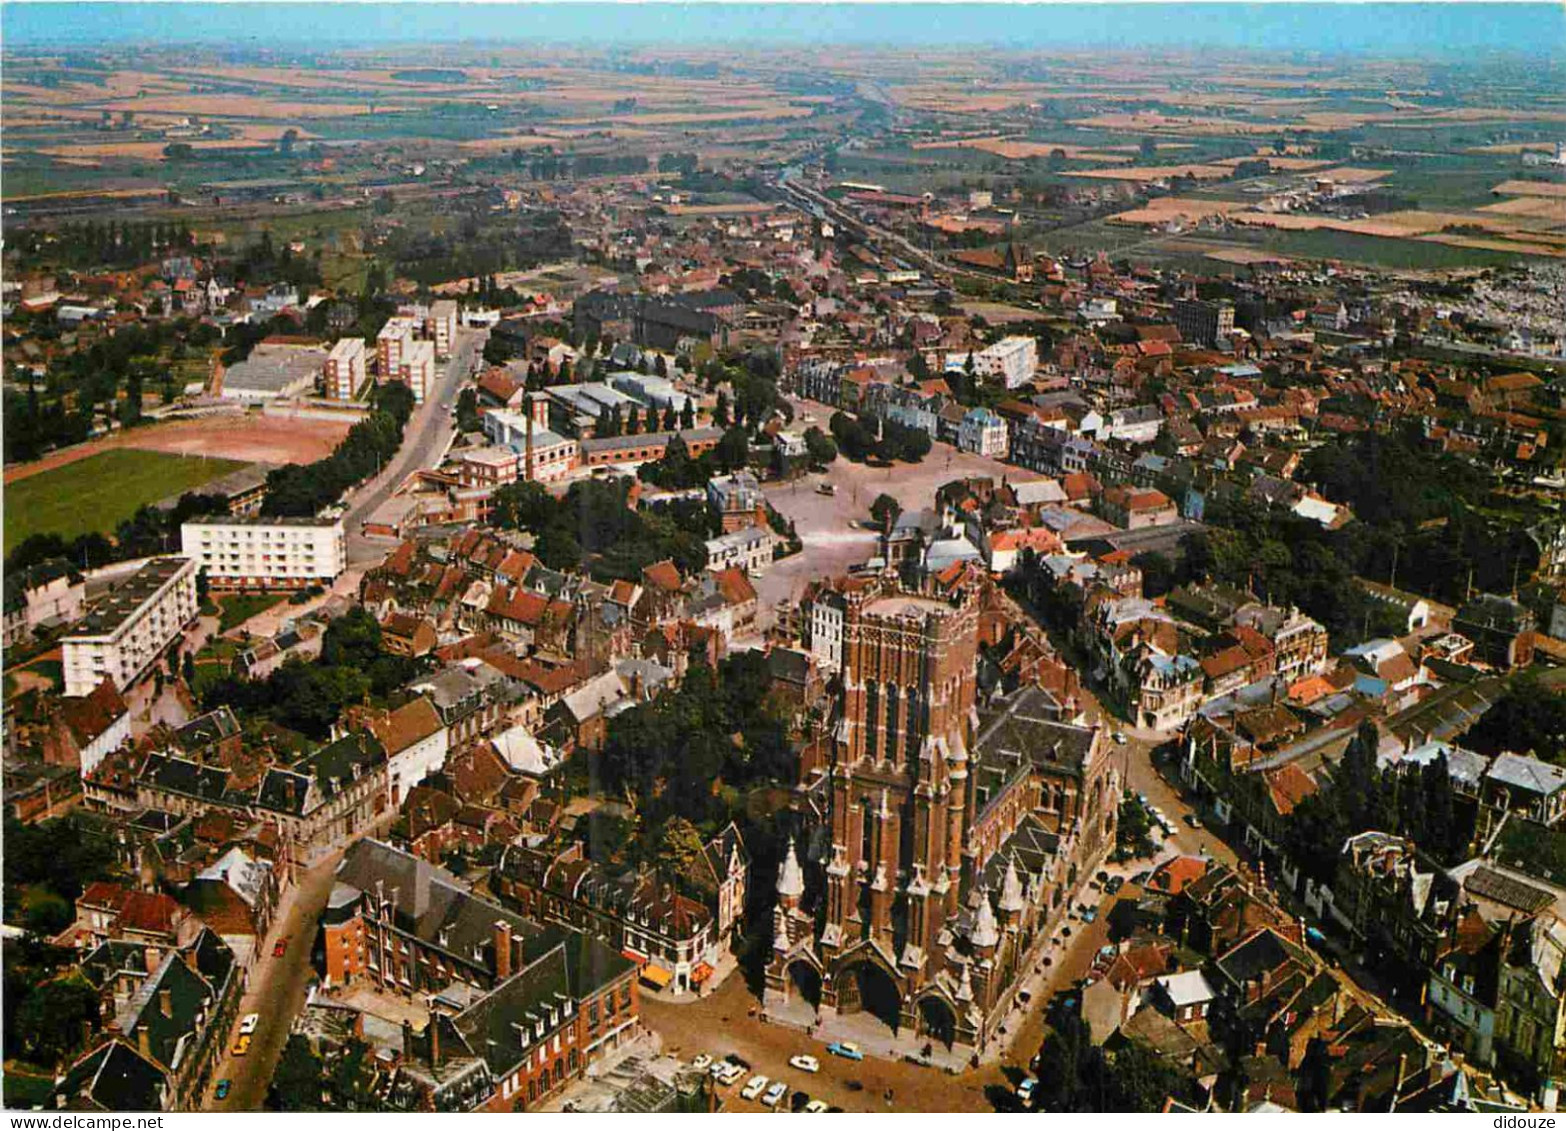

{"left": 767, "top": 572, "right": 1119, "bottom": 1053}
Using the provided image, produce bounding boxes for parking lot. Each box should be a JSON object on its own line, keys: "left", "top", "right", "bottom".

{"left": 756, "top": 397, "right": 1019, "bottom": 614}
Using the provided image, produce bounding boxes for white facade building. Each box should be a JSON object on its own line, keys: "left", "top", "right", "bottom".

{"left": 705, "top": 526, "right": 777, "bottom": 575}
{"left": 325, "top": 337, "right": 366, "bottom": 401}
{"left": 181, "top": 516, "right": 347, "bottom": 588}
{"left": 959, "top": 407, "right": 1010, "bottom": 458}
{"left": 974, "top": 336, "right": 1038, "bottom": 389}
{"left": 62, "top": 557, "right": 198, "bottom": 697}
{"left": 805, "top": 591, "right": 845, "bottom": 672}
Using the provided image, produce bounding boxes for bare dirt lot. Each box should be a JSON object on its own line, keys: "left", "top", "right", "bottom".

{"left": 4, "top": 413, "right": 352, "bottom": 484}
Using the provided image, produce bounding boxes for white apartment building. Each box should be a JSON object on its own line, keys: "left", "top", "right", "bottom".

{"left": 399, "top": 338, "right": 436, "bottom": 403}
{"left": 376, "top": 316, "right": 419, "bottom": 379}
{"left": 428, "top": 299, "right": 458, "bottom": 359}
{"left": 181, "top": 516, "right": 347, "bottom": 589}
{"left": 325, "top": 337, "right": 367, "bottom": 401}
{"left": 973, "top": 336, "right": 1038, "bottom": 390}
{"left": 62, "top": 557, "right": 198, "bottom": 697}
{"left": 482, "top": 408, "right": 580, "bottom": 482}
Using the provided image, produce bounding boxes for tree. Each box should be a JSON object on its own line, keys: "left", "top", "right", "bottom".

{"left": 270, "top": 1034, "right": 324, "bottom": 1111}
{"left": 1139, "top": 136, "right": 1159, "bottom": 160}
{"left": 680, "top": 400, "right": 696, "bottom": 430}
{"left": 15, "top": 976, "right": 99, "bottom": 1067}
{"left": 455, "top": 387, "right": 481, "bottom": 433}
{"left": 320, "top": 607, "right": 383, "bottom": 670}
{"left": 715, "top": 426, "right": 749, "bottom": 473}
{"left": 482, "top": 336, "right": 514, "bottom": 366}
{"left": 803, "top": 426, "right": 838, "bottom": 468}
{"left": 1466, "top": 673, "right": 1566, "bottom": 761}
{"left": 655, "top": 817, "right": 711, "bottom": 894}
{"left": 870, "top": 493, "right": 902, "bottom": 531}
{"left": 714, "top": 388, "right": 731, "bottom": 428}
{"left": 662, "top": 405, "right": 678, "bottom": 432}
{"left": 1116, "top": 793, "right": 1156, "bottom": 860}
{"left": 626, "top": 402, "right": 642, "bottom": 436}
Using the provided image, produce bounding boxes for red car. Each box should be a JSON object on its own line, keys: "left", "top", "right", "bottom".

{"left": 273, "top": 937, "right": 289, "bottom": 958}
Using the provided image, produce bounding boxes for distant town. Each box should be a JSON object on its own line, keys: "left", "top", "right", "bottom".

{"left": 3, "top": 6, "right": 1566, "bottom": 1117}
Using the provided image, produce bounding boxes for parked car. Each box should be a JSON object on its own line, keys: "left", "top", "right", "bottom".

{"left": 790, "top": 1054, "right": 820, "bottom": 1073}
{"left": 762, "top": 1081, "right": 788, "bottom": 1107}
{"left": 215, "top": 1079, "right": 231, "bottom": 1101}
{"left": 1017, "top": 1077, "right": 1038, "bottom": 1105}
{"left": 725, "top": 1053, "right": 752, "bottom": 1070}
{"left": 239, "top": 1013, "right": 260, "bottom": 1035}
{"left": 718, "top": 1063, "right": 745, "bottom": 1085}
{"left": 1112, "top": 732, "right": 1127, "bottom": 745}
{"left": 804, "top": 1100, "right": 830, "bottom": 1113}
{"left": 741, "top": 1075, "right": 770, "bottom": 1101}
{"left": 232, "top": 1035, "right": 251, "bottom": 1057}
{"left": 827, "top": 1041, "right": 864, "bottom": 1061}
{"left": 273, "top": 937, "right": 289, "bottom": 958}
{"left": 1096, "top": 870, "right": 1110, "bottom": 884}
{"left": 1105, "top": 876, "right": 1124, "bottom": 895}
{"left": 1083, "top": 908, "right": 1098, "bottom": 924}
{"left": 792, "top": 1092, "right": 813, "bottom": 1113}
{"left": 1185, "top": 813, "right": 1203, "bottom": 828}
{"left": 691, "top": 1054, "right": 713, "bottom": 1072}
{"left": 816, "top": 482, "right": 837, "bottom": 496}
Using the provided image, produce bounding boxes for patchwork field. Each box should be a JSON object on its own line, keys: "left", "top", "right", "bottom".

{"left": 4, "top": 449, "right": 246, "bottom": 553}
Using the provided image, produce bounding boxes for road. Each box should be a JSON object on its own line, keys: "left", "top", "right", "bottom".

{"left": 206, "top": 846, "right": 350, "bottom": 1111}
{"left": 343, "top": 326, "right": 485, "bottom": 566}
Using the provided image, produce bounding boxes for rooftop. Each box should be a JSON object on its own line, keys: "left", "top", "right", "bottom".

{"left": 65, "top": 557, "right": 192, "bottom": 641}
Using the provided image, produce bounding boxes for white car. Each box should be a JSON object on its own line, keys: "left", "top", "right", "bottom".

{"left": 741, "top": 1075, "right": 769, "bottom": 1101}
{"left": 789, "top": 1054, "right": 820, "bottom": 1074}
{"left": 239, "top": 1013, "right": 260, "bottom": 1036}
{"left": 1112, "top": 731, "right": 1127, "bottom": 745}
{"left": 804, "top": 1100, "right": 830, "bottom": 1113}
{"left": 1017, "top": 1077, "right": 1038, "bottom": 1104}
{"left": 691, "top": 1054, "right": 713, "bottom": 1072}
{"left": 762, "top": 1081, "right": 788, "bottom": 1107}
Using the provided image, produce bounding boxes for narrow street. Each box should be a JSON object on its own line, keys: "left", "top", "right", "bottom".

{"left": 208, "top": 846, "right": 349, "bottom": 1111}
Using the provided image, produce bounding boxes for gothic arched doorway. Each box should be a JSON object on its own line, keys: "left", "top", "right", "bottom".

{"left": 917, "top": 995, "right": 957, "bottom": 1049}
{"left": 789, "top": 960, "right": 822, "bottom": 1008}
{"left": 837, "top": 959, "right": 902, "bottom": 1033}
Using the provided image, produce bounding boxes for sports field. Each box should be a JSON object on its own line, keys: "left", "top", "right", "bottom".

{"left": 4, "top": 448, "right": 246, "bottom": 554}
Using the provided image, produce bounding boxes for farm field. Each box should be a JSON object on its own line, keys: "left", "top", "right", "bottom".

{"left": 4, "top": 449, "right": 246, "bottom": 553}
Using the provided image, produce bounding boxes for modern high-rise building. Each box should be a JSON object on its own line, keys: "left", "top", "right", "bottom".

{"left": 770, "top": 575, "right": 1117, "bottom": 1052}
{"left": 1172, "top": 298, "right": 1236, "bottom": 347}
{"left": 325, "top": 337, "right": 366, "bottom": 401}
{"left": 62, "top": 557, "right": 198, "bottom": 697}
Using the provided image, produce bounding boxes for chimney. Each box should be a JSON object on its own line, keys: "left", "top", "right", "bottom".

{"left": 494, "top": 920, "right": 513, "bottom": 980}
{"left": 159, "top": 988, "right": 173, "bottom": 1019}
{"left": 401, "top": 1019, "right": 413, "bottom": 1060}
{"left": 137, "top": 1025, "right": 151, "bottom": 1060}
{"left": 144, "top": 946, "right": 159, "bottom": 974}
{"left": 429, "top": 1018, "right": 443, "bottom": 1069}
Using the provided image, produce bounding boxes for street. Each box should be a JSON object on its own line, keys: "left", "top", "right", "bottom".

{"left": 207, "top": 845, "right": 350, "bottom": 1111}
{"left": 343, "top": 326, "right": 484, "bottom": 566}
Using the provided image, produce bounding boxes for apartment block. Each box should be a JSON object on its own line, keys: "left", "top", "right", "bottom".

{"left": 62, "top": 557, "right": 198, "bottom": 697}
{"left": 325, "top": 337, "right": 367, "bottom": 401}
{"left": 180, "top": 516, "right": 347, "bottom": 589}
{"left": 428, "top": 299, "right": 458, "bottom": 359}
{"left": 400, "top": 338, "right": 436, "bottom": 403}
{"left": 377, "top": 316, "right": 419, "bottom": 379}
{"left": 971, "top": 336, "right": 1038, "bottom": 389}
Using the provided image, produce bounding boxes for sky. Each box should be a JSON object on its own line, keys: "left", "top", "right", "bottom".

{"left": 3, "top": 2, "right": 1562, "bottom": 56}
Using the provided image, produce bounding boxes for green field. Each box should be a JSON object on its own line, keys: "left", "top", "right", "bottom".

{"left": 4, "top": 449, "right": 246, "bottom": 554}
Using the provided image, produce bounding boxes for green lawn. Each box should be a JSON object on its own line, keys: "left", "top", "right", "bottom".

{"left": 218, "top": 591, "right": 287, "bottom": 632}
{"left": 4, "top": 449, "right": 247, "bottom": 554}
